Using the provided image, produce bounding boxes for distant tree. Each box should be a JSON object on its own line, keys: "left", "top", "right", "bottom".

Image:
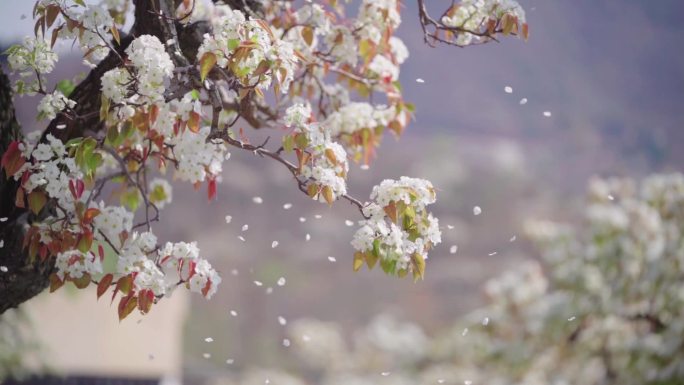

{"left": 0, "top": 0, "right": 528, "bottom": 318}
{"left": 223, "top": 175, "right": 684, "bottom": 385}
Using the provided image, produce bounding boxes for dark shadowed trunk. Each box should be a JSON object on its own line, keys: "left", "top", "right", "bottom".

{"left": 0, "top": 67, "right": 55, "bottom": 314}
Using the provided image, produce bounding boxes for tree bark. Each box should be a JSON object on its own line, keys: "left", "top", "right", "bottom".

{"left": 0, "top": 68, "right": 55, "bottom": 314}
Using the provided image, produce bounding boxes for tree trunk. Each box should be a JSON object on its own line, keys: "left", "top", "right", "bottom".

{"left": 0, "top": 67, "right": 54, "bottom": 314}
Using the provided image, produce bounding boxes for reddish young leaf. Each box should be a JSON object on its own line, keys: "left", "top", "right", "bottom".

{"left": 201, "top": 279, "right": 212, "bottom": 297}
{"left": 148, "top": 103, "right": 159, "bottom": 125}
{"left": 98, "top": 244, "right": 105, "bottom": 261}
{"left": 97, "top": 273, "right": 114, "bottom": 299}
{"left": 322, "top": 185, "right": 334, "bottom": 205}
{"left": 188, "top": 111, "right": 200, "bottom": 133}
{"left": 1, "top": 141, "right": 25, "bottom": 178}
{"left": 77, "top": 231, "right": 93, "bottom": 253}
{"left": 69, "top": 179, "right": 85, "bottom": 200}
{"left": 82, "top": 207, "right": 101, "bottom": 225}
{"left": 72, "top": 272, "right": 92, "bottom": 289}
{"left": 15, "top": 186, "right": 25, "bottom": 208}
{"left": 38, "top": 244, "right": 48, "bottom": 261}
{"left": 137, "top": 289, "right": 154, "bottom": 314}
{"left": 207, "top": 178, "right": 217, "bottom": 201}
{"left": 49, "top": 273, "right": 64, "bottom": 293}
{"left": 199, "top": 52, "right": 217, "bottom": 82}
{"left": 118, "top": 294, "right": 138, "bottom": 321}
{"left": 114, "top": 274, "right": 134, "bottom": 300}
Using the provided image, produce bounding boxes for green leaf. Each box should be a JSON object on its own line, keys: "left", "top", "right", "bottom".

{"left": 120, "top": 188, "right": 141, "bottom": 212}
{"left": 227, "top": 39, "right": 240, "bottom": 51}
{"left": 353, "top": 252, "right": 365, "bottom": 272}
{"left": 282, "top": 135, "right": 294, "bottom": 153}
{"left": 28, "top": 190, "right": 47, "bottom": 215}
{"left": 55, "top": 79, "right": 75, "bottom": 97}
{"left": 72, "top": 272, "right": 91, "bottom": 289}
{"left": 77, "top": 232, "right": 93, "bottom": 253}
{"left": 149, "top": 183, "right": 167, "bottom": 205}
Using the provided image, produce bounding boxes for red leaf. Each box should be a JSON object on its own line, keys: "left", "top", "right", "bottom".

{"left": 15, "top": 186, "right": 25, "bottom": 208}
{"left": 1, "top": 141, "right": 25, "bottom": 178}
{"left": 97, "top": 273, "right": 113, "bottom": 299}
{"left": 201, "top": 279, "right": 212, "bottom": 297}
{"left": 69, "top": 179, "right": 85, "bottom": 200}
{"left": 98, "top": 244, "right": 105, "bottom": 261}
{"left": 149, "top": 103, "right": 159, "bottom": 125}
{"left": 137, "top": 289, "right": 154, "bottom": 314}
{"left": 207, "top": 178, "right": 217, "bottom": 201}
{"left": 82, "top": 207, "right": 100, "bottom": 225}
{"left": 118, "top": 294, "right": 138, "bottom": 321}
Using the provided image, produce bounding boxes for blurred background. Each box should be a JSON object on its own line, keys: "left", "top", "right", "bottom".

{"left": 1, "top": 0, "right": 684, "bottom": 384}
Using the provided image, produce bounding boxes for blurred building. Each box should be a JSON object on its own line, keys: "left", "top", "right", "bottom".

{"left": 4, "top": 288, "right": 189, "bottom": 385}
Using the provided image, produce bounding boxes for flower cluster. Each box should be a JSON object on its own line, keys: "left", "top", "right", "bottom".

{"left": 37, "top": 90, "right": 76, "bottom": 120}
{"left": 352, "top": 177, "right": 441, "bottom": 280}
{"left": 2, "top": 130, "right": 222, "bottom": 319}
{"left": 159, "top": 241, "right": 222, "bottom": 299}
{"left": 55, "top": 249, "right": 103, "bottom": 282}
{"left": 5, "top": 36, "right": 57, "bottom": 95}
{"left": 101, "top": 35, "right": 174, "bottom": 105}
{"left": 167, "top": 125, "right": 229, "bottom": 184}
{"left": 323, "top": 102, "right": 406, "bottom": 162}
{"left": 148, "top": 178, "right": 172, "bottom": 209}
{"left": 283, "top": 103, "right": 349, "bottom": 204}
{"left": 356, "top": 0, "right": 402, "bottom": 45}
{"left": 441, "top": 0, "right": 527, "bottom": 46}
{"left": 197, "top": 8, "right": 298, "bottom": 92}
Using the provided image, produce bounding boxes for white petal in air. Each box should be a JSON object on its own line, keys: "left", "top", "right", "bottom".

{"left": 473, "top": 206, "right": 482, "bottom": 216}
